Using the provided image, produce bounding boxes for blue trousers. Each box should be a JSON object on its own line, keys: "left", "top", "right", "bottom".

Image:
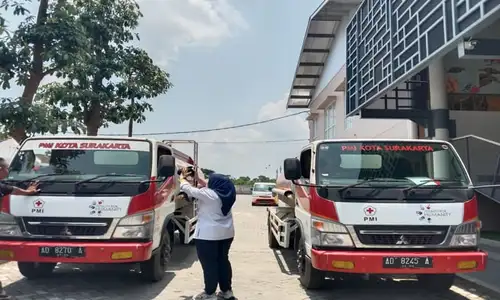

{"left": 195, "top": 238, "right": 233, "bottom": 294}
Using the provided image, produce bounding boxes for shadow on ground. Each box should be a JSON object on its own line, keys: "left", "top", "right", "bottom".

{"left": 273, "top": 248, "right": 499, "bottom": 300}
{"left": 4, "top": 233, "right": 198, "bottom": 300}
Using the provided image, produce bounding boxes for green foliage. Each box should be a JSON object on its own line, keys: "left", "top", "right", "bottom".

{"left": 36, "top": 0, "right": 172, "bottom": 135}
{"left": 232, "top": 175, "right": 273, "bottom": 186}
{"left": 199, "top": 168, "right": 272, "bottom": 186}
{"left": 0, "top": 0, "right": 90, "bottom": 141}
{"left": 0, "top": 97, "right": 85, "bottom": 135}
{"left": 0, "top": 0, "right": 171, "bottom": 140}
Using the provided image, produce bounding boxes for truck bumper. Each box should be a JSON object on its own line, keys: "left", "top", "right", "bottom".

{"left": 311, "top": 249, "right": 488, "bottom": 274}
{"left": 0, "top": 240, "right": 153, "bottom": 263}
{"left": 252, "top": 197, "right": 277, "bottom": 206}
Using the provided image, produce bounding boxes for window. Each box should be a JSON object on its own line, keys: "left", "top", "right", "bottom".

{"left": 156, "top": 145, "right": 173, "bottom": 186}
{"left": 253, "top": 183, "right": 275, "bottom": 192}
{"left": 324, "top": 104, "right": 335, "bottom": 139}
{"left": 94, "top": 151, "right": 139, "bottom": 165}
{"left": 300, "top": 148, "right": 312, "bottom": 180}
{"left": 344, "top": 116, "right": 354, "bottom": 130}
{"left": 315, "top": 141, "right": 469, "bottom": 188}
{"left": 9, "top": 148, "right": 151, "bottom": 181}
{"left": 311, "top": 118, "right": 319, "bottom": 140}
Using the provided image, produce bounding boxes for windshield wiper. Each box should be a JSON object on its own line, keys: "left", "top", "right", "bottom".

{"left": 75, "top": 173, "right": 141, "bottom": 186}
{"left": 17, "top": 173, "right": 73, "bottom": 184}
{"left": 337, "top": 178, "right": 410, "bottom": 193}
{"left": 401, "top": 179, "right": 443, "bottom": 194}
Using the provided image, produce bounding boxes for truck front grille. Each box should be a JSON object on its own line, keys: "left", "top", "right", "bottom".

{"left": 354, "top": 225, "right": 449, "bottom": 246}
{"left": 22, "top": 217, "right": 113, "bottom": 236}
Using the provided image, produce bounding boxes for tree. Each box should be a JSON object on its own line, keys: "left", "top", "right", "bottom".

{"left": 257, "top": 175, "right": 272, "bottom": 182}
{"left": 231, "top": 175, "right": 274, "bottom": 186}
{"left": 233, "top": 176, "right": 250, "bottom": 185}
{"left": 0, "top": 0, "right": 90, "bottom": 141}
{"left": 36, "top": 0, "right": 171, "bottom": 136}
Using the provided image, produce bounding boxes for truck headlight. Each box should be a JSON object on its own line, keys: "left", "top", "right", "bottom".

{"left": 311, "top": 217, "right": 353, "bottom": 247}
{"left": 0, "top": 213, "right": 22, "bottom": 237}
{"left": 450, "top": 221, "right": 479, "bottom": 247}
{"left": 112, "top": 211, "right": 154, "bottom": 239}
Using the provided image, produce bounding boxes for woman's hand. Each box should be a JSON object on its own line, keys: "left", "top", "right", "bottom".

{"left": 25, "top": 181, "right": 40, "bottom": 194}
{"left": 180, "top": 167, "right": 195, "bottom": 185}
{"left": 13, "top": 181, "right": 41, "bottom": 195}
{"left": 179, "top": 167, "right": 189, "bottom": 182}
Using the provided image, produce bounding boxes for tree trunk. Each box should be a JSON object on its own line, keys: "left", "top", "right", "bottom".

{"left": 128, "top": 99, "right": 135, "bottom": 137}
{"left": 85, "top": 101, "right": 101, "bottom": 136}
{"left": 10, "top": 0, "right": 49, "bottom": 143}
{"left": 128, "top": 119, "right": 133, "bottom": 137}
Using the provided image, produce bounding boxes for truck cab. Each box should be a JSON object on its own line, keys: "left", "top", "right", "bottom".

{"left": 0, "top": 136, "right": 200, "bottom": 282}
{"left": 268, "top": 138, "right": 487, "bottom": 290}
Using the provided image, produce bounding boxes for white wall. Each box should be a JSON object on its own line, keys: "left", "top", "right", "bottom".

{"left": 310, "top": 97, "right": 416, "bottom": 140}
{"left": 451, "top": 111, "right": 500, "bottom": 141}
{"left": 307, "top": 4, "right": 418, "bottom": 142}
{"left": 313, "top": 10, "right": 355, "bottom": 99}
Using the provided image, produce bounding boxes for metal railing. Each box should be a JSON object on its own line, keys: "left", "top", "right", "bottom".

{"left": 451, "top": 135, "right": 500, "bottom": 201}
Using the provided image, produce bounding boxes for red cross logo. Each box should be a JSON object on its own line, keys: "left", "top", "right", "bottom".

{"left": 364, "top": 206, "right": 376, "bottom": 216}
{"left": 34, "top": 199, "right": 44, "bottom": 208}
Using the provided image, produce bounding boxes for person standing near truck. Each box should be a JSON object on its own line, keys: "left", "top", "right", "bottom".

{"left": 179, "top": 169, "right": 236, "bottom": 300}
{"left": 0, "top": 157, "right": 41, "bottom": 299}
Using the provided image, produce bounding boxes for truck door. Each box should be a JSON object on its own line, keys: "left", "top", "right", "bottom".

{"left": 295, "top": 148, "right": 312, "bottom": 246}
{"left": 152, "top": 144, "right": 176, "bottom": 249}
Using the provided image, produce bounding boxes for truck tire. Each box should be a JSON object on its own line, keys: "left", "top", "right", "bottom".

{"left": 297, "top": 236, "right": 325, "bottom": 289}
{"left": 267, "top": 219, "right": 280, "bottom": 249}
{"left": 18, "top": 262, "right": 57, "bottom": 279}
{"left": 417, "top": 274, "right": 455, "bottom": 291}
{"left": 140, "top": 230, "right": 172, "bottom": 282}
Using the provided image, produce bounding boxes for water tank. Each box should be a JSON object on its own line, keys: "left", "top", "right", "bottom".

{"left": 275, "top": 173, "right": 291, "bottom": 190}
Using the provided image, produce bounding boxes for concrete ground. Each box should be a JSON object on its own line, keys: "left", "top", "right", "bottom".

{"left": 0, "top": 195, "right": 497, "bottom": 300}
{"left": 459, "top": 240, "right": 500, "bottom": 295}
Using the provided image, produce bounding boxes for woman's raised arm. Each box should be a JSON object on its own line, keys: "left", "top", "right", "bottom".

{"left": 180, "top": 181, "right": 214, "bottom": 202}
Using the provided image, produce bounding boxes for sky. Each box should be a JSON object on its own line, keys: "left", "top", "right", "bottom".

{"left": 3, "top": 0, "right": 324, "bottom": 178}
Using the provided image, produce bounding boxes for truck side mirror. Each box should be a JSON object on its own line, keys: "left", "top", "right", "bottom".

{"left": 158, "top": 155, "right": 176, "bottom": 178}
{"left": 284, "top": 158, "right": 301, "bottom": 180}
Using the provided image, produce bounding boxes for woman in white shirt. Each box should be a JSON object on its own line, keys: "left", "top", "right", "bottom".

{"left": 179, "top": 171, "right": 236, "bottom": 300}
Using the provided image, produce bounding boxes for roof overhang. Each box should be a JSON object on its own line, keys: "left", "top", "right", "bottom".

{"left": 286, "top": 0, "right": 362, "bottom": 109}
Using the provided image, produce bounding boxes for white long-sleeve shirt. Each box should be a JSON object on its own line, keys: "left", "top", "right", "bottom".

{"left": 180, "top": 181, "right": 235, "bottom": 241}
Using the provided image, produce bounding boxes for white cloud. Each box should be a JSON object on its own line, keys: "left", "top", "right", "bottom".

{"left": 172, "top": 96, "right": 309, "bottom": 178}
{"left": 136, "top": 0, "right": 248, "bottom": 66}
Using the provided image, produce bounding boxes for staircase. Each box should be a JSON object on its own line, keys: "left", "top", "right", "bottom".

{"left": 451, "top": 135, "right": 500, "bottom": 231}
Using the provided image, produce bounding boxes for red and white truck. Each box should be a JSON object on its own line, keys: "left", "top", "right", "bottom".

{"left": 0, "top": 136, "right": 203, "bottom": 282}
{"left": 268, "top": 138, "right": 487, "bottom": 290}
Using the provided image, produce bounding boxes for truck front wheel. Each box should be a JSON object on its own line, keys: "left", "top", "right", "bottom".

{"left": 140, "top": 230, "right": 172, "bottom": 282}
{"left": 18, "top": 262, "right": 57, "bottom": 279}
{"left": 297, "top": 237, "right": 325, "bottom": 289}
{"left": 417, "top": 274, "right": 455, "bottom": 291}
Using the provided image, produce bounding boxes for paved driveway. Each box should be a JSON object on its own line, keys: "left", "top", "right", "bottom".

{"left": 0, "top": 195, "right": 497, "bottom": 299}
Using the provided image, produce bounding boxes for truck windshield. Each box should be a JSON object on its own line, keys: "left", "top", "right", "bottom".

{"left": 253, "top": 183, "right": 275, "bottom": 192}
{"left": 316, "top": 141, "right": 470, "bottom": 188}
{"left": 8, "top": 140, "right": 151, "bottom": 182}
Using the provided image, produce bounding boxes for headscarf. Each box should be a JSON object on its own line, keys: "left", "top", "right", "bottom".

{"left": 208, "top": 173, "right": 236, "bottom": 216}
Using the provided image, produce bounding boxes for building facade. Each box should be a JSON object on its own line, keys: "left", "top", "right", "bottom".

{"left": 288, "top": 0, "right": 418, "bottom": 142}
{"left": 287, "top": 0, "right": 500, "bottom": 229}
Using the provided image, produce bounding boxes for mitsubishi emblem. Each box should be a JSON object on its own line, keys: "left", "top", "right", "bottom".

{"left": 395, "top": 235, "right": 409, "bottom": 245}
{"left": 60, "top": 226, "right": 72, "bottom": 236}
